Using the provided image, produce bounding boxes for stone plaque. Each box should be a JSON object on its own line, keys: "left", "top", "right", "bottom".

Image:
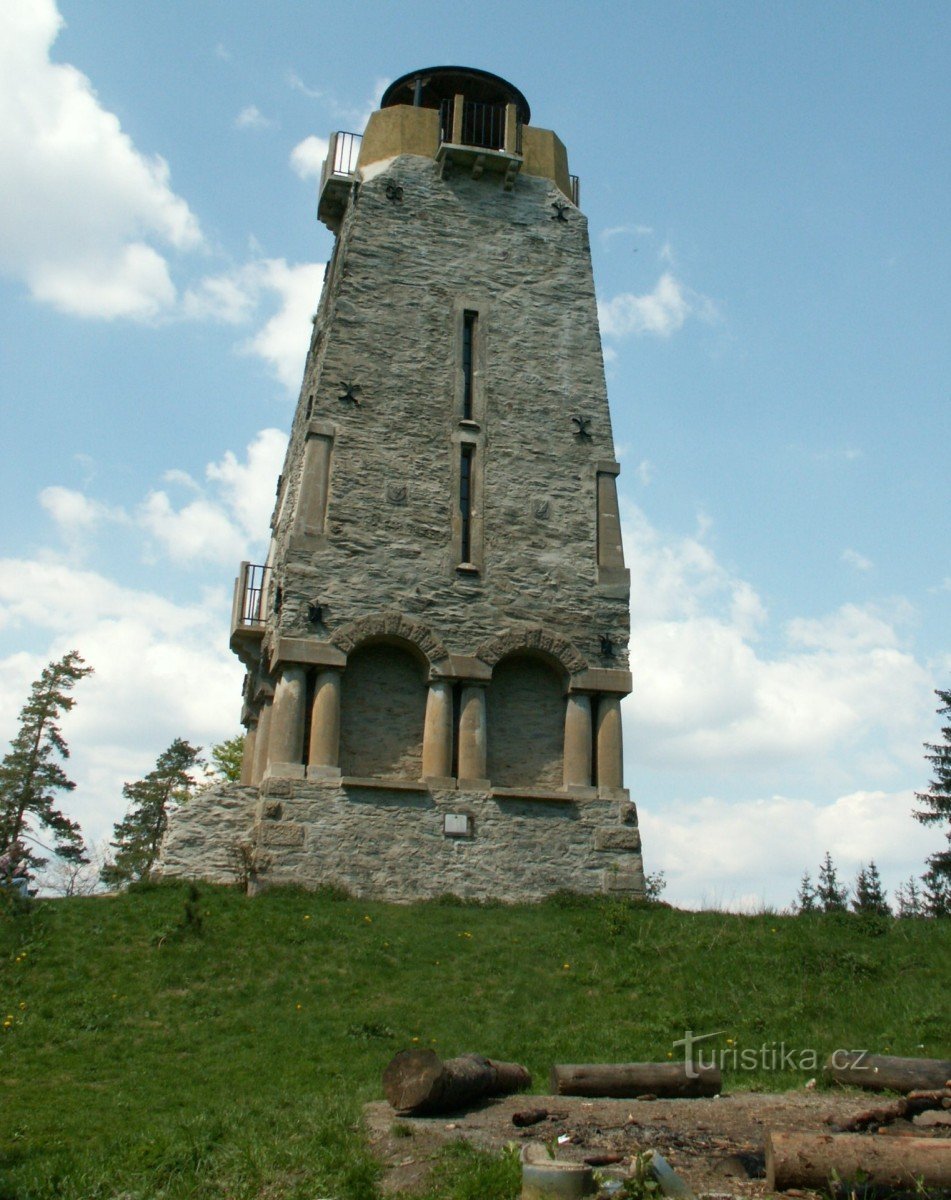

{"left": 443, "top": 813, "right": 471, "bottom": 837}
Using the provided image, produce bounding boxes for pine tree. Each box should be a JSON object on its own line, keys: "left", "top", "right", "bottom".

{"left": 816, "top": 850, "right": 848, "bottom": 912}
{"left": 796, "top": 870, "right": 818, "bottom": 913}
{"left": 0, "top": 651, "right": 93, "bottom": 876}
{"left": 851, "top": 861, "right": 891, "bottom": 916}
{"left": 914, "top": 688, "right": 951, "bottom": 906}
{"left": 894, "top": 875, "right": 924, "bottom": 918}
{"left": 210, "top": 734, "right": 244, "bottom": 782}
{"left": 101, "top": 739, "right": 202, "bottom": 887}
{"left": 921, "top": 833, "right": 951, "bottom": 917}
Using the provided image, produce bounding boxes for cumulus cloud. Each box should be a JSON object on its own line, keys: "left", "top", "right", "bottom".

{"left": 290, "top": 134, "right": 330, "bottom": 180}
{"left": 0, "top": 558, "right": 243, "bottom": 849}
{"left": 599, "top": 272, "right": 716, "bottom": 339}
{"left": 41, "top": 430, "right": 286, "bottom": 568}
{"left": 184, "top": 258, "right": 325, "bottom": 389}
{"left": 235, "top": 104, "right": 276, "bottom": 131}
{"left": 842, "top": 547, "right": 873, "bottom": 572}
{"left": 0, "top": 0, "right": 201, "bottom": 319}
{"left": 622, "top": 501, "right": 933, "bottom": 775}
{"left": 640, "top": 789, "right": 938, "bottom": 910}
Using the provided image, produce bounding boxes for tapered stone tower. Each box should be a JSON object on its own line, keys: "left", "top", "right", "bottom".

{"left": 165, "top": 67, "right": 644, "bottom": 899}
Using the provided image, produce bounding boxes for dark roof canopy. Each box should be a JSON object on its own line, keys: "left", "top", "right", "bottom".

{"left": 381, "top": 66, "right": 531, "bottom": 125}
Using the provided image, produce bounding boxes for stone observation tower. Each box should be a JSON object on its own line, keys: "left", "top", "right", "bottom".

{"left": 164, "top": 66, "right": 645, "bottom": 899}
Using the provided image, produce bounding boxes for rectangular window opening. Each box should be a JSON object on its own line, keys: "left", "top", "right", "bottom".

{"left": 462, "top": 310, "right": 477, "bottom": 420}
{"left": 459, "top": 444, "right": 474, "bottom": 562}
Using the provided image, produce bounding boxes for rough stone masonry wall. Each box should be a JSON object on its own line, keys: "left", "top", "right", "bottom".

{"left": 250, "top": 777, "right": 643, "bottom": 902}
{"left": 269, "top": 155, "right": 629, "bottom": 668}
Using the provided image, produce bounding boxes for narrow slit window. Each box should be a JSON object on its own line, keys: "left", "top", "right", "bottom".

{"left": 459, "top": 444, "right": 474, "bottom": 562}
{"left": 462, "top": 310, "right": 477, "bottom": 420}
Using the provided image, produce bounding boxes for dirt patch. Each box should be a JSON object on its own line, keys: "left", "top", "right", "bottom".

{"left": 365, "top": 1088, "right": 948, "bottom": 1197}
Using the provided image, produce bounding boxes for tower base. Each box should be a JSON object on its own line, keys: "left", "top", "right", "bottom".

{"left": 159, "top": 778, "right": 644, "bottom": 902}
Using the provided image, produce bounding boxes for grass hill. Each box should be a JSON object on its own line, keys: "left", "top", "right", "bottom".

{"left": 1, "top": 882, "right": 948, "bottom": 1199}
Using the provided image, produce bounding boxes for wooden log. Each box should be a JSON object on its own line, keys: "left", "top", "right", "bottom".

{"left": 383, "top": 1048, "right": 530, "bottom": 1115}
{"left": 823, "top": 1052, "right": 951, "bottom": 1094}
{"left": 549, "top": 1062, "right": 721, "bottom": 1099}
{"left": 766, "top": 1131, "right": 951, "bottom": 1192}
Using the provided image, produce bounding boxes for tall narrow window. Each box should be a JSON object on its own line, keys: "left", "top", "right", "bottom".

{"left": 459, "top": 444, "right": 474, "bottom": 562}
{"left": 462, "top": 310, "right": 477, "bottom": 419}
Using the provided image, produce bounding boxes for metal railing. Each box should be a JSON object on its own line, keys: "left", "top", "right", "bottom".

{"left": 569, "top": 174, "right": 580, "bottom": 207}
{"left": 328, "top": 130, "right": 362, "bottom": 176}
{"left": 439, "top": 99, "right": 520, "bottom": 154}
{"left": 235, "top": 562, "right": 271, "bottom": 629}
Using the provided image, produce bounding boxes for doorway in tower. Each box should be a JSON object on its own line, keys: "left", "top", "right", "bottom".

{"left": 486, "top": 653, "right": 564, "bottom": 789}
{"left": 339, "top": 641, "right": 427, "bottom": 779}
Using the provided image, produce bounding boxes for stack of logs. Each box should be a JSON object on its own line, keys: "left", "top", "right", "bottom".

{"left": 382, "top": 1049, "right": 951, "bottom": 1194}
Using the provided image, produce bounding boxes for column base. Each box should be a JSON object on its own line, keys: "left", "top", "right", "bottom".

{"left": 307, "top": 765, "right": 342, "bottom": 780}
{"left": 263, "top": 762, "right": 306, "bottom": 781}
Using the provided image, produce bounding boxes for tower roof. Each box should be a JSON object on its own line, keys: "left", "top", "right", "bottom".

{"left": 380, "top": 66, "right": 531, "bottom": 125}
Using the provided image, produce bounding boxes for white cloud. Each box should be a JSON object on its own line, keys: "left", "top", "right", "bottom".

{"left": 635, "top": 459, "right": 653, "bottom": 487}
{"left": 598, "top": 272, "right": 716, "bottom": 339}
{"left": 0, "top": 558, "right": 243, "bottom": 851}
{"left": 139, "top": 429, "right": 286, "bottom": 566}
{"left": 242, "top": 259, "right": 325, "bottom": 391}
{"left": 622, "top": 501, "right": 933, "bottom": 776}
{"left": 184, "top": 258, "right": 325, "bottom": 390}
{"left": 0, "top": 0, "right": 201, "bottom": 319}
{"left": 842, "top": 547, "right": 873, "bottom": 572}
{"left": 640, "top": 789, "right": 938, "bottom": 911}
{"left": 235, "top": 104, "right": 276, "bottom": 131}
{"left": 600, "top": 223, "right": 653, "bottom": 243}
{"left": 39, "top": 486, "right": 127, "bottom": 538}
{"left": 290, "top": 134, "right": 330, "bottom": 180}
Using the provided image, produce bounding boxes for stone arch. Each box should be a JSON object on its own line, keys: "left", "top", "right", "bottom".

{"left": 330, "top": 611, "right": 450, "bottom": 674}
{"left": 487, "top": 652, "right": 565, "bottom": 790}
{"left": 474, "top": 627, "right": 587, "bottom": 677}
{"left": 339, "top": 640, "right": 427, "bottom": 779}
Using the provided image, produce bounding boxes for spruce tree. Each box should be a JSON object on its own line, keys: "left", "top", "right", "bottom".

{"left": 101, "top": 738, "right": 202, "bottom": 887}
{"left": 795, "top": 870, "right": 818, "bottom": 913}
{"left": 914, "top": 688, "right": 951, "bottom": 907}
{"left": 851, "top": 861, "right": 891, "bottom": 916}
{"left": 816, "top": 850, "right": 848, "bottom": 912}
{"left": 894, "top": 875, "right": 924, "bottom": 918}
{"left": 0, "top": 651, "right": 93, "bottom": 876}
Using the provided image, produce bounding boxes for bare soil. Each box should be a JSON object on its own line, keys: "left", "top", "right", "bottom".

{"left": 364, "top": 1088, "right": 950, "bottom": 1198}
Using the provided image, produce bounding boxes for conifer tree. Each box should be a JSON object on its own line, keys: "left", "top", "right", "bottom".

{"left": 894, "top": 875, "right": 924, "bottom": 918}
{"left": 816, "top": 850, "right": 848, "bottom": 912}
{"left": 795, "top": 870, "right": 818, "bottom": 913}
{"left": 851, "top": 861, "right": 891, "bottom": 916}
{"left": 101, "top": 738, "right": 202, "bottom": 887}
{"left": 0, "top": 651, "right": 93, "bottom": 876}
{"left": 914, "top": 688, "right": 951, "bottom": 908}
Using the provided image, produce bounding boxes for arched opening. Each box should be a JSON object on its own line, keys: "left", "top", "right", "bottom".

{"left": 487, "top": 652, "right": 565, "bottom": 789}
{"left": 339, "top": 641, "right": 427, "bottom": 779}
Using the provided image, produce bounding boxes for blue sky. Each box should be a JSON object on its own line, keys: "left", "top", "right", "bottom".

{"left": 1, "top": 0, "right": 948, "bottom": 907}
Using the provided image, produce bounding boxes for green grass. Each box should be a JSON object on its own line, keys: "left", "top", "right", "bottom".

{"left": 1, "top": 883, "right": 948, "bottom": 1199}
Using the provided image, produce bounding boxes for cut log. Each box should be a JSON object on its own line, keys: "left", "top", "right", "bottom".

{"left": 383, "top": 1049, "right": 530, "bottom": 1115}
{"left": 766, "top": 1131, "right": 951, "bottom": 1192}
{"left": 549, "top": 1062, "right": 721, "bottom": 1099}
{"left": 823, "top": 1052, "right": 951, "bottom": 1094}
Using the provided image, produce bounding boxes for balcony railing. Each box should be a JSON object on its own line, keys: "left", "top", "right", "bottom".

{"left": 318, "top": 131, "right": 363, "bottom": 232}
{"left": 439, "top": 98, "right": 521, "bottom": 154}
{"left": 232, "top": 562, "right": 271, "bottom": 631}
{"left": 569, "top": 174, "right": 580, "bottom": 207}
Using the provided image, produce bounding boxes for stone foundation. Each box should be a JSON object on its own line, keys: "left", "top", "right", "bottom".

{"left": 159, "top": 778, "right": 645, "bottom": 902}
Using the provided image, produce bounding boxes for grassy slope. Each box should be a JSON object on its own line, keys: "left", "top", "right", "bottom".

{"left": 1, "top": 883, "right": 948, "bottom": 1199}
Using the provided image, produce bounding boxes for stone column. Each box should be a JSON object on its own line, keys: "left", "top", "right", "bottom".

{"left": 308, "top": 668, "right": 341, "bottom": 776}
{"left": 595, "top": 695, "right": 624, "bottom": 789}
{"left": 457, "top": 684, "right": 487, "bottom": 783}
{"left": 563, "top": 693, "right": 593, "bottom": 789}
{"left": 422, "top": 679, "right": 453, "bottom": 780}
{"left": 240, "top": 722, "right": 257, "bottom": 786}
{"left": 251, "top": 699, "right": 273, "bottom": 785}
{"left": 266, "top": 665, "right": 307, "bottom": 778}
